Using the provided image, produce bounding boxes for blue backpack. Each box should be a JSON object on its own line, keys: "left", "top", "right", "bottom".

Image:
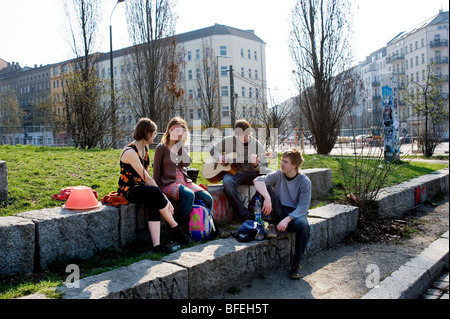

{"left": 189, "top": 200, "right": 218, "bottom": 241}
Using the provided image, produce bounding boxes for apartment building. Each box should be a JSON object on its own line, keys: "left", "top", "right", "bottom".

{"left": 175, "top": 24, "right": 267, "bottom": 136}
{"left": 386, "top": 10, "right": 449, "bottom": 135}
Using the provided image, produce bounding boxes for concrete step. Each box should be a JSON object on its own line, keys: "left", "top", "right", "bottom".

{"left": 57, "top": 203, "right": 359, "bottom": 299}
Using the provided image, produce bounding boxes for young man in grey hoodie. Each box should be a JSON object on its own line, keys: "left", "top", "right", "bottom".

{"left": 253, "top": 148, "right": 311, "bottom": 279}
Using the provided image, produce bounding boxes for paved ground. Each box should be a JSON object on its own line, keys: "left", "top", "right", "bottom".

{"left": 295, "top": 142, "right": 449, "bottom": 156}
{"left": 211, "top": 196, "right": 449, "bottom": 299}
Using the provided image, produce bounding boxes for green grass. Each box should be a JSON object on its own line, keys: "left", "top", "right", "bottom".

{"left": 0, "top": 145, "right": 448, "bottom": 216}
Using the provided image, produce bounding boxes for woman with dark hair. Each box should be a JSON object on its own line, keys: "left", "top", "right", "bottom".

{"left": 118, "top": 118, "right": 191, "bottom": 252}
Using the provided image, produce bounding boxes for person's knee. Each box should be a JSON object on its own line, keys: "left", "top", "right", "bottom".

{"left": 180, "top": 188, "right": 195, "bottom": 205}
{"left": 293, "top": 217, "right": 309, "bottom": 233}
{"left": 197, "top": 191, "right": 213, "bottom": 209}
{"left": 222, "top": 174, "right": 236, "bottom": 189}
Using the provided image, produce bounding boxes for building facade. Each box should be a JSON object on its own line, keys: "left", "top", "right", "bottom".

{"left": 385, "top": 10, "right": 449, "bottom": 136}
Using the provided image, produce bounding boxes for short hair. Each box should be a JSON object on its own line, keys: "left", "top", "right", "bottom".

{"left": 133, "top": 118, "right": 157, "bottom": 141}
{"left": 162, "top": 116, "right": 190, "bottom": 146}
{"left": 282, "top": 148, "right": 304, "bottom": 172}
{"left": 234, "top": 119, "right": 252, "bottom": 136}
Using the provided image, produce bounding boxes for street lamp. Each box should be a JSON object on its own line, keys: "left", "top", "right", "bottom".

{"left": 110, "top": 0, "right": 125, "bottom": 148}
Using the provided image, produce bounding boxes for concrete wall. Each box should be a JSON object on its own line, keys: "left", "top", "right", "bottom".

{"left": 376, "top": 169, "right": 449, "bottom": 218}
{"left": 1, "top": 168, "right": 447, "bottom": 277}
{"left": 57, "top": 203, "right": 359, "bottom": 299}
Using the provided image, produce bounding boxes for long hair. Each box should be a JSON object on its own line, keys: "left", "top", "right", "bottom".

{"left": 161, "top": 116, "right": 190, "bottom": 146}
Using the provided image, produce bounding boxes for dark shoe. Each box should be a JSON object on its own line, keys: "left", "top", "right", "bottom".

{"left": 170, "top": 225, "right": 192, "bottom": 245}
{"left": 152, "top": 245, "right": 172, "bottom": 254}
{"left": 290, "top": 263, "right": 302, "bottom": 279}
{"left": 265, "top": 224, "right": 277, "bottom": 239}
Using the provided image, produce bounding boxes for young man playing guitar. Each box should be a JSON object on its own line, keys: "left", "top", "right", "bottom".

{"left": 207, "top": 119, "right": 270, "bottom": 221}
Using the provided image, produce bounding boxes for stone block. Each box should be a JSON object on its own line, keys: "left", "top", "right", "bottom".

{"left": 302, "top": 168, "right": 333, "bottom": 199}
{"left": 309, "top": 204, "right": 359, "bottom": 247}
{"left": 376, "top": 169, "right": 448, "bottom": 218}
{"left": 58, "top": 259, "right": 188, "bottom": 299}
{"left": 163, "top": 236, "right": 292, "bottom": 298}
{"left": 119, "top": 203, "right": 150, "bottom": 246}
{"left": 0, "top": 216, "right": 35, "bottom": 275}
{"left": 207, "top": 185, "right": 234, "bottom": 221}
{"left": 17, "top": 205, "right": 119, "bottom": 270}
{"left": 305, "top": 217, "right": 328, "bottom": 258}
{"left": 0, "top": 161, "right": 7, "bottom": 200}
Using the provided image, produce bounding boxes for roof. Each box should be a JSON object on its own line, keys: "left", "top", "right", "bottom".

{"left": 175, "top": 24, "right": 266, "bottom": 44}
{"left": 387, "top": 10, "right": 449, "bottom": 46}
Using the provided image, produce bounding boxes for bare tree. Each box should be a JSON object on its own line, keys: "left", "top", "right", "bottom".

{"left": 62, "top": 0, "right": 112, "bottom": 149}
{"left": 0, "top": 90, "right": 23, "bottom": 144}
{"left": 403, "top": 63, "right": 449, "bottom": 157}
{"left": 290, "top": 0, "right": 356, "bottom": 154}
{"left": 196, "top": 39, "right": 220, "bottom": 129}
{"left": 125, "top": 0, "right": 178, "bottom": 129}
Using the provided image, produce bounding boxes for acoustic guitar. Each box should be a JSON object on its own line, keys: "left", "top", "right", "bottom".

{"left": 202, "top": 152, "right": 277, "bottom": 184}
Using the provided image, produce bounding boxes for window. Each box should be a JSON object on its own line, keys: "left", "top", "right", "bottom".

{"left": 196, "top": 49, "right": 200, "bottom": 60}
{"left": 255, "top": 70, "right": 258, "bottom": 80}
{"left": 196, "top": 68, "right": 201, "bottom": 79}
{"left": 248, "top": 49, "right": 251, "bottom": 59}
{"left": 421, "top": 38, "right": 424, "bottom": 47}
{"left": 241, "top": 67, "right": 245, "bottom": 77}
{"left": 242, "top": 106, "right": 247, "bottom": 117}
{"left": 222, "top": 106, "right": 230, "bottom": 117}
{"left": 254, "top": 51, "right": 258, "bottom": 60}
{"left": 415, "top": 41, "right": 418, "bottom": 50}
{"left": 188, "top": 70, "right": 193, "bottom": 80}
{"left": 241, "top": 86, "right": 245, "bottom": 97}
{"left": 187, "top": 51, "right": 192, "bottom": 61}
{"left": 197, "top": 108, "right": 202, "bottom": 119}
{"left": 249, "top": 87, "right": 253, "bottom": 98}
{"left": 221, "top": 66, "right": 228, "bottom": 76}
{"left": 416, "top": 56, "right": 419, "bottom": 66}
{"left": 221, "top": 86, "right": 229, "bottom": 96}
{"left": 188, "top": 89, "right": 193, "bottom": 99}
{"left": 240, "top": 48, "right": 244, "bottom": 58}
{"left": 248, "top": 68, "right": 252, "bottom": 78}
{"left": 220, "top": 46, "right": 227, "bottom": 56}
{"left": 422, "top": 54, "right": 425, "bottom": 64}
{"left": 189, "top": 109, "right": 194, "bottom": 120}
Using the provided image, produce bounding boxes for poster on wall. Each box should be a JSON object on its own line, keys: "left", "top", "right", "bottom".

{"left": 382, "top": 81, "right": 400, "bottom": 161}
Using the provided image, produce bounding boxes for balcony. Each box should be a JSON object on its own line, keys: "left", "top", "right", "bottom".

{"left": 386, "top": 53, "right": 405, "bottom": 64}
{"left": 430, "top": 56, "right": 449, "bottom": 64}
{"left": 371, "top": 81, "right": 381, "bottom": 87}
{"left": 430, "top": 39, "right": 448, "bottom": 48}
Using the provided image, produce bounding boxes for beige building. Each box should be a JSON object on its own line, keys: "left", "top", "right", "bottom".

{"left": 386, "top": 10, "right": 449, "bottom": 135}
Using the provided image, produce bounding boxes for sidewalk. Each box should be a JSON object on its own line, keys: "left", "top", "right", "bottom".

{"left": 211, "top": 197, "right": 449, "bottom": 299}
{"left": 293, "top": 142, "right": 449, "bottom": 157}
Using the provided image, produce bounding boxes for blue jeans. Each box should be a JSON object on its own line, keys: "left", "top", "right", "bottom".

{"left": 223, "top": 171, "right": 262, "bottom": 220}
{"left": 251, "top": 184, "right": 310, "bottom": 265}
{"left": 178, "top": 185, "right": 213, "bottom": 217}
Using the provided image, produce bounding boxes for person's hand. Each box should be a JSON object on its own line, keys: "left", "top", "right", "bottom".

{"left": 251, "top": 154, "right": 259, "bottom": 167}
{"left": 220, "top": 155, "right": 227, "bottom": 165}
{"left": 277, "top": 216, "right": 292, "bottom": 232}
{"left": 262, "top": 196, "right": 272, "bottom": 215}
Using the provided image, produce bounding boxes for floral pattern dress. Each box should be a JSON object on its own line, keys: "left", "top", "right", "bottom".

{"left": 117, "top": 143, "right": 149, "bottom": 197}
